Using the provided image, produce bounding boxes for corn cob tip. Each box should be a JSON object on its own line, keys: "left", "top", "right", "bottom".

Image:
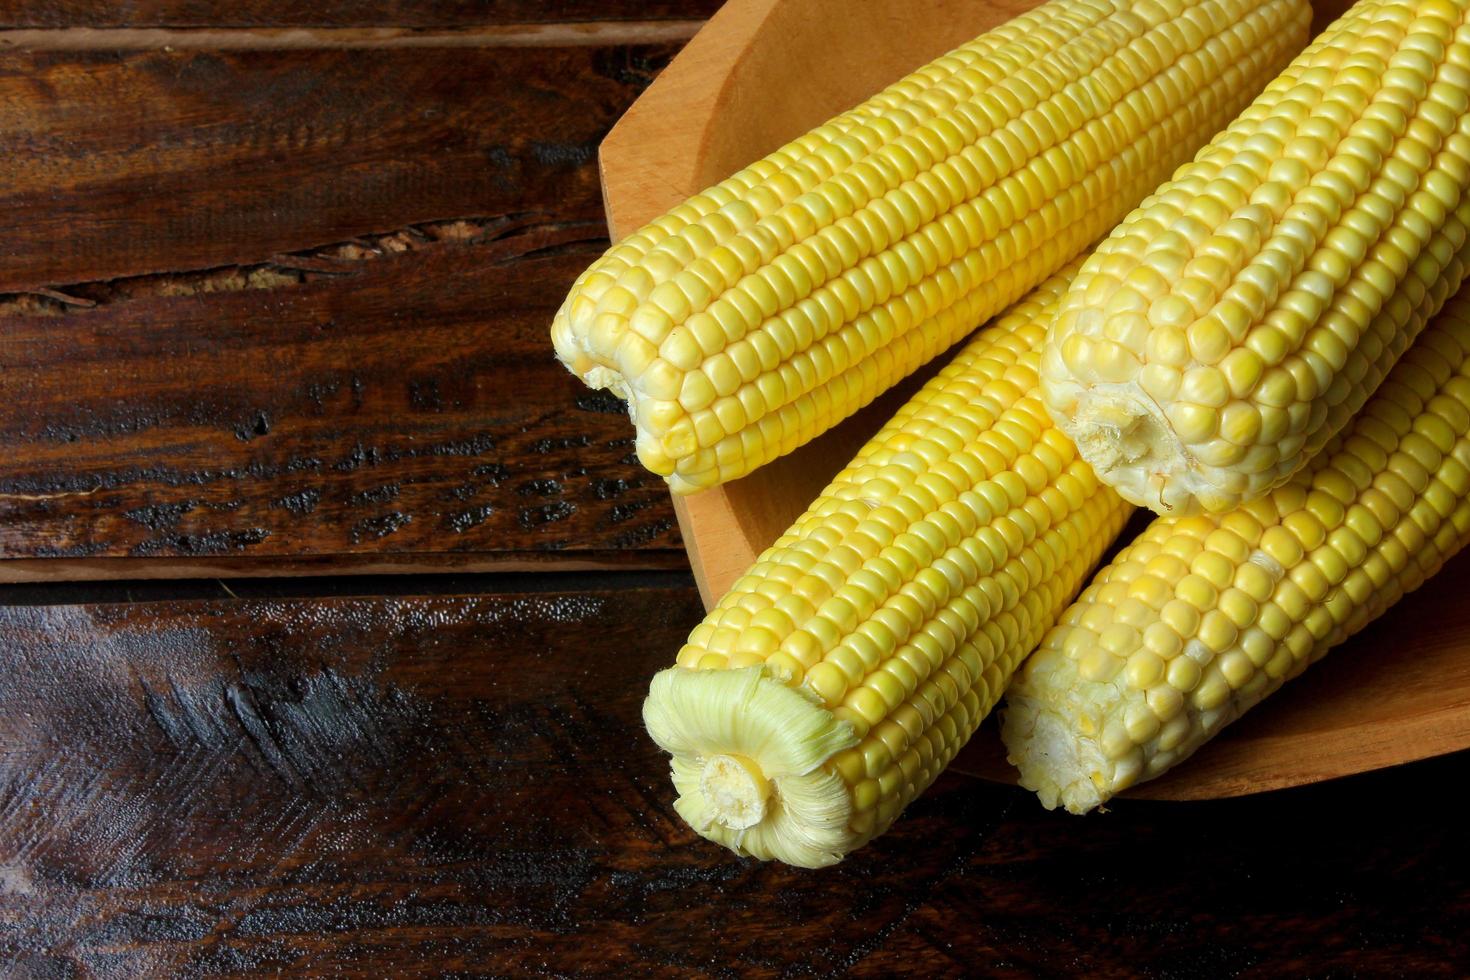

{"left": 643, "top": 665, "right": 859, "bottom": 868}
{"left": 1002, "top": 693, "right": 1111, "bottom": 815}
{"left": 553, "top": 311, "right": 626, "bottom": 403}
{"left": 1052, "top": 390, "right": 1190, "bottom": 513}
{"left": 697, "top": 753, "right": 772, "bottom": 830}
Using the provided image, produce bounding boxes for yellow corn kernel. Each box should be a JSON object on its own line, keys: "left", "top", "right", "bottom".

{"left": 558, "top": 0, "right": 1313, "bottom": 492}
{"left": 1044, "top": 0, "right": 1470, "bottom": 514}
{"left": 1007, "top": 271, "right": 1470, "bottom": 815}
{"left": 647, "top": 264, "right": 1132, "bottom": 866}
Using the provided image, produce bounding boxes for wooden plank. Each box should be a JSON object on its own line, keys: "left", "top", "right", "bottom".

{"left": 0, "top": 41, "right": 693, "bottom": 575}
{"left": 0, "top": 225, "right": 683, "bottom": 571}
{"left": 0, "top": 549, "right": 678, "bottom": 583}
{"left": 0, "top": 587, "right": 1465, "bottom": 975}
{"left": 0, "top": 43, "right": 677, "bottom": 293}
{"left": 0, "top": 23, "right": 706, "bottom": 51}
{"left": 0, "top": 1, "right": 723, "bottom": 28}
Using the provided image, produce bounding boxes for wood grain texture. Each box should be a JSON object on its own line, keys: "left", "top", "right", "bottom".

{"left": 0, "top": 586, "right": 1465, "bottom": 977}
{"left": 0, "top": 0, "right": 723, "bottom": 28}
{"left": 0, "top": 224, "right": 683, "bottom": 571}
{"left": 0, "top": 24, "right": 704, "bottom": 52}
{"left": 0, "top": 40, "right": 690, "bottom": 576}
{"left": 0, "top": 550, "right": 679, "bottom": 584}
{"left": 0, "top": 43, "right": 675, "bottom": 293}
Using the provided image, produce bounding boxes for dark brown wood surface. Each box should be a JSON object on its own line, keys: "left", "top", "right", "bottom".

{"left": 0, "top": 231, "right": 680, "bottom": 567}
{"left": 0, "top": 29, "right": 687, "bottom": 579}
{"left": 0, "top": 1, "right": 721, "bottom": 28}
{"left": 2, "top": 2, "right": 1468, "bottom": 976}
{"left": 1, "top": 583, "right": 1466, "bottom": 977}
{"left": 0, "top": 43, "right": 685, "bottom": 293}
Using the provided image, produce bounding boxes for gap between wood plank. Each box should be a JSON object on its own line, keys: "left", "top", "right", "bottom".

{"left": 0, "top": 550, "right": 689, "bottom": 584}
{"left": 1, "top": 216, "right": 607, "bottom": 316}
{"left": 0, "top": 20, "right": 703, "bottom": 50}
{"left": 0, "top": 567, "right": 697, "bottom": 606}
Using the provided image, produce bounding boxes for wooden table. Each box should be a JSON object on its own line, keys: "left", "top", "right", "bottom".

{"left": 1, "top": 3, "right": 1466, "bottom": 976}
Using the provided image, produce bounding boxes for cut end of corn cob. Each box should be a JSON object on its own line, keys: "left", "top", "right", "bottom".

{"left": 643, "top": 665, "right": 859, "bottom": 868}
{"left": 1044, "top": 376, "right": 1232, "bottom": 515}
{"left": 1043, "top": 0, "right": 1470, "bottom": 515}
{"left": 555, "top": 0, "right": 1312, "bottom": 492}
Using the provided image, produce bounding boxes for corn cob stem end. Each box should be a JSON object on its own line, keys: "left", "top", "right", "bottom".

{"left": 697, "top": 753, "right": 771, "bottom": 830}
{"left": 643, "top": 665, "right": 859, "bottom": 868}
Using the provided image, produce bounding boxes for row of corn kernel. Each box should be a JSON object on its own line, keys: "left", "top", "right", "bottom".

{"left": 1043, "top": 0, "right": 1470, "bottom": 513}
{"left": 1007, "top": 180, "right": 1470, "bottom": 810}
{"left": 656, "top": 267, "right": 1129, "bottom": 863}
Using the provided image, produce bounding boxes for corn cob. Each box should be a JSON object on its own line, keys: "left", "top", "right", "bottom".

{"left": 642, "top": 264, "right": 1132, "bottom": 867}
{"left": 553, "top": 0, "right": 1311, "bottom": 493}
{"left": 1042, "top": 0, "right": 1470, "bottom": 515}
{"left": 1005, "top": 255, "right": 1470, "bottom": 814}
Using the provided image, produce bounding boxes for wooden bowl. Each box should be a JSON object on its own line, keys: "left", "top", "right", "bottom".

{"left": 597, "top": 0, "right": 1470, "bottom": 798}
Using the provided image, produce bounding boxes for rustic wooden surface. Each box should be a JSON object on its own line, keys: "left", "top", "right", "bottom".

{"left": 1, "top": 232, "right": 680, "bottom": 569}
{"left": 0, "top": 24, "right": 692, "bottom": 579}
{"left": 0, "top": 2, "right": 721, "bottom": 27}
{"left": 1, "top": 1, "right": 1468, "bottom": 976}
{"left": 0, "top": 43, "right": 684, "bottom": 292}
{"left": 1, "top": 584, "right": 1466, "bottom": 977}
